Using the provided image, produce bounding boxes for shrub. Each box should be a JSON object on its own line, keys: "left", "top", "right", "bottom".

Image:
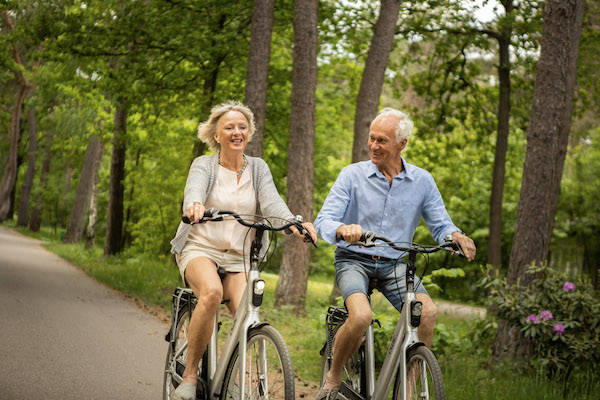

{"left": 481, "top": 263, "right": 600, "bottom": 385}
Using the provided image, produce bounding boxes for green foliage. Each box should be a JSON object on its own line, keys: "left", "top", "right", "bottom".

{"left": 481, "top": 263, "right": 600, "bottom": 387}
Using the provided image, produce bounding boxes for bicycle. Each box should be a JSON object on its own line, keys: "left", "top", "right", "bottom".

{"left": 163, "top": 208, "right": 315, "bottom": 400}
{"left": 320, "top": 231, "right": 464, "bottom": 400}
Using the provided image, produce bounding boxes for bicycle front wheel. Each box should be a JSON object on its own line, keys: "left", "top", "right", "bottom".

{"left": 221, "top": 324, "right": 294, "bottom": 400}
{"left": 392, "top": 346, "right": 445, "bottom": 400}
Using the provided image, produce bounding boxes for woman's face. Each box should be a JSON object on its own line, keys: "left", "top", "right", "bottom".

{"left": 214, "top": 110, "right": 249, "bottom": 154}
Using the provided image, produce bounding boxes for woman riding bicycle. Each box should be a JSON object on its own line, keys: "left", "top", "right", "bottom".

{"left": 169, "top": 101, "right": 317, "bottom": 400}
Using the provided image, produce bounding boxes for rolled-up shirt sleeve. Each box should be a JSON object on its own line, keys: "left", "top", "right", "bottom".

{"left": 314, "top": 167, "right": 351, "bottom": 245}
{"left": 421, "top": 174, "right": 460, "bottom": 243}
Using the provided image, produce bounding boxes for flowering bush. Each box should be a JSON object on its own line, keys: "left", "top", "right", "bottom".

{"left": 481, "top": 263, "right": 600, "bottom": 383}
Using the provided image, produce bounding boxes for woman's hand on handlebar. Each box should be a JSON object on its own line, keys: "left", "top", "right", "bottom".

{"left": 289, "top": 222, "right": 318, "bottom": 245}
{"left": 185, "top": 202, "right": 205, "bottom": 223}
{"left": 336, "top": 224, "right": 362, "bottom": 243}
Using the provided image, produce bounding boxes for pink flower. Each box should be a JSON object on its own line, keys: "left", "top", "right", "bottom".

{"left": 563, "top": 282, "right": 575, "bottom": 292}
{"left": 526, "top": 314, "right": 540, "bottom": 324}
{"left": 553, "top": 323, "right": 566, "bottom": 335}
{"left": 540, "top": 310, "right": 553, "bottom": 321}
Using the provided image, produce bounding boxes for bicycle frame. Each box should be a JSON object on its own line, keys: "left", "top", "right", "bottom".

{"left": 167, "top": 226, "right": 270, "bottom": 399}
{"left": 338, "top": 244, "right": 447, "bottom": 400}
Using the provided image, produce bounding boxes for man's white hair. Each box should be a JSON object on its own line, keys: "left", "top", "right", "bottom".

{"left": 372, "top": 108, "right": 414, "bottom": 144}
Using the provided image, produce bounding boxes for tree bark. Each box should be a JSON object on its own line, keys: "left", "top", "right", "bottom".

{"left": 17, "top": 102, "right": 37, "bottom": 227}
{"left": 487, "top": 1, "right": 514, "bottom": 270}
{"left": 122, "top": 148, "right": 142, "bottom": 248}
{"left": 493, "top": 0, "right": 585, "bottom": 361}
{"left": 274, "top": 0, "right": 318, "bottom": 314}
{"left": 244, "top": 0, "right": 275, "bottom": 158}
{"left": 29, "top": 129, "right": 53, "bottom": 232}
{"left": 0, "top": 84, "right": 29, "bottom": 221}
{"left": 64, "top": 135, "right": 104, "bottom": 243}
{"left": 351, "top": 0, "right": 402, "bottom": 163}
{"left": 85, "top": 139, "right": 104, "bottom": 250}
{"left": 104, "top": 102, "right": 128, "bottom": 256}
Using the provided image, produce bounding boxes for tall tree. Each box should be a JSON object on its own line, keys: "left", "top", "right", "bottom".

{"left": 64, "top": 134, "right": 104, "bottom": 243}
{"left": 351, "top": 0, "right": 402, "bottom": 163}
{"left": 493, "top": 0, "right": 585, "bottom": 360}
{"left": 16, "top": 101, "right": 37, "bottom": 226}
{"left": 487, "top": 0, "right": 515, "bottom": 270}
{"left": 244, "top": 0, "right": 275, "bottom": 158}
{"left": 274, "top": 0, "right": 318, "bottom": 314}
{"left": 29, "top": 129, "right": 53, "bottom": 232}
{"left": 104, "top": 101, "right": 127, "bottom": 255}
{"left": 0, "top": 11, "right": 32, "bottom": 221}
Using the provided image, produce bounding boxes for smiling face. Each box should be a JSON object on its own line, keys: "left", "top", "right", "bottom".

{"left": 368, "top": 115, "right": 407, "bottom": 169}
{"left": 214, "top": 110, "right": 249, "bottom": 155}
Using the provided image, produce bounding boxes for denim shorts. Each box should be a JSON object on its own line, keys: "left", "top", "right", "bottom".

{"left": 334, "top": 247, "right": 428, "bottom": 312}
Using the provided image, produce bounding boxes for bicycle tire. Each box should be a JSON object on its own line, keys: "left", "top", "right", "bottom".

{"left": 320, "top": 343, "right": 367, "bottom": 399}
{"left": 392, "top": 346, "right": 445, "bottom": 400}
{"left": 220, "top": 324, "right": 294, "bottom": 400}
{"left": 163, "top": 308, "right": 191, "bottom": 400}
{"left": 163, "top": 309, "right": 209, "bottom": 400}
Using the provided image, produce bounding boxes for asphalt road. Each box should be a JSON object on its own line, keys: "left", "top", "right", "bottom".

{"left": 0, "top": 226, "right": 168, "bottom": 399}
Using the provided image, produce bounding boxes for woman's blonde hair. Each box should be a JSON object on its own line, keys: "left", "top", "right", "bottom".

{"left": 197, "top": 101, "right": 256, "bottom": 151}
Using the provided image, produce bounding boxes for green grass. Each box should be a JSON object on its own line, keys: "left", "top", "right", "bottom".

{"left": 5, "top": 223, "right": 598, "bottom": 399}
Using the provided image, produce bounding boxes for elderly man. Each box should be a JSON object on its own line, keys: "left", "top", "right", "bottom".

{"left": 314, "top": 108, "right": 476, "bottom": 399}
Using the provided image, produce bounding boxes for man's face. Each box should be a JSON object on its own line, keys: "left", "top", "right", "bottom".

{"left": 368, "top": 116, "right": 406, "bottom": 168}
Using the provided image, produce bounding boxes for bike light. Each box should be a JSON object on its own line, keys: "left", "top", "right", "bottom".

{"left": 410, "top": 301, "right": 423, "bottom": 327}
{"left": 252, "top": 280, "right": 265, "bottom": 306}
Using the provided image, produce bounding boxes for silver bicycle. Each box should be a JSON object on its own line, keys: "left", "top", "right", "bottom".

{"left": 320, "top": 232, "right": 464, "bottom": 400}
{"left": 163, "top": 209, "right": 314, "bottom": 400}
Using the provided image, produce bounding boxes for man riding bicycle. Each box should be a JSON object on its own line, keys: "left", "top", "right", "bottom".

{"left": 313, "top": 108, "right": 476, "bottom": 400}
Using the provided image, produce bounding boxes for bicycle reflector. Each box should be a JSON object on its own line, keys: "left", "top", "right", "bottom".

{"left": 410, "top": 301, "right": 423, "bottom": 327}
{"left": 252, "top": 279, "right": 265, "bottom": 306}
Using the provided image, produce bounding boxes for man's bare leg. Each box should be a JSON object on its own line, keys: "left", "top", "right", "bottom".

{"left": 322, "top": 293, "right": 372, "bottom": 390}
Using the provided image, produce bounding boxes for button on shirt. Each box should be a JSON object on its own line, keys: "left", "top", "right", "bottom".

{"left": 314, "top": 159, "right": 460, "bottom": 259}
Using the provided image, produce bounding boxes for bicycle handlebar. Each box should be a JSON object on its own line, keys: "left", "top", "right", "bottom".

{"left": 350, "top": 231, "right": 465, "bottom": 257}
{"left": 182, "top": 208, "right": 317, "bottom": 247}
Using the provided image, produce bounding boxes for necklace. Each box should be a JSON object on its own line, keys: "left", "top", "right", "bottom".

{"left": 219, "top": 153, "right": 248, "bottom": 176}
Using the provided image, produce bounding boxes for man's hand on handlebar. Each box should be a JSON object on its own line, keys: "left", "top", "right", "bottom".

{"left": 185, "top": 202, "right": 206, "bottom": 223}
{"left": 336, "top": 224, "right": 363, "bottom": 243}
{"left": 289, "top": 222, "right": 318, "bottom": 246}
{"left": 450, "top": 231, "right": 476, "bottom": 262}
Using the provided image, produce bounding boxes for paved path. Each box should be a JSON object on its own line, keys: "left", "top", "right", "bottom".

{"left": 0, "top": 226, "right": 167, "bottom": 399}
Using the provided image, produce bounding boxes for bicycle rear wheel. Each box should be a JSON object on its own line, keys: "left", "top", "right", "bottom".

{"left": 392, "top": 346, "right": 445, "bottom": 400}
{"left": 163, "top": 308, "right": 190, "bottom": 400}
{"left": 320, "top": 343, "right": 367, "bottom": 399}
{"left": 221, "top": 324, "right": 294, "bottom": 400}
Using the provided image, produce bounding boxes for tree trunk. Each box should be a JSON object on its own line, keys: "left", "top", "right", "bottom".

{"left": 0, "top": 84, "right": 29, "bottom": 221}
{"left": 122, "top": 148, "right": 141, "bottom": 248}
{"left": 29, "top": 129, "right": 53, "bottom": 232}
{"left": 17, "top": 102, "right": 37, "bottom": 227}
{"left": 493, "top": 0, "right": 585, "bottom": 361}
{"left": 104, "top": 101, "right": 128, "bottom": 256}
{"left": 487, "top": 1, "right": 514, "bottom": 270}
{"left": 244, "top": 0, "right": 275, "bottom": 158}
{"left": 64, "top": 135, "right": 104, "bottom": 243}
{"left": 85, "top": 140, "right": 104, "bottom": 250}
{"left": 351, "top": 0, "right": 402, "bottom": 163}
{"left": 274, "top": 0, "right": 318, "bottom": 314}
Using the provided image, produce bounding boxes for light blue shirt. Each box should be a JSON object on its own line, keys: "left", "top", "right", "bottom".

{"left": 314, "top": 159, "right": 460, "bottom": 259}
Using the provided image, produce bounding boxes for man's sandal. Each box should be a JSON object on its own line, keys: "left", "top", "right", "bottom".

{"left": 314, "top": 386, "right": 339, "bottom": 400}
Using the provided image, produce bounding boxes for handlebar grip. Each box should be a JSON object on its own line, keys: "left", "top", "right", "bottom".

{"left": 182, "top": 208, "right": 217, "bottom": 224}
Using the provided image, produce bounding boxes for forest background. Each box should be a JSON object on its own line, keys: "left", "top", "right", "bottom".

{"left": 1, "top": 0, "right": 599, "bottom": 396}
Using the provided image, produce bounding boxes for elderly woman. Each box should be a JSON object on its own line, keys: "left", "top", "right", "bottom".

{"left": 169, "top": 101, "right": 317, "bottom": 400}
